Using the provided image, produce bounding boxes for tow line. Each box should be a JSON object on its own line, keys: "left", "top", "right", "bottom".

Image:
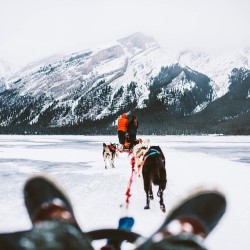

{"left": 121, "top": 155, "right": 136, "bottom": 213}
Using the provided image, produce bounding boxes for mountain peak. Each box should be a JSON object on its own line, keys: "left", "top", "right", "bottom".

{"left": 117, "top": 32, "right": 158, "bottom": 51}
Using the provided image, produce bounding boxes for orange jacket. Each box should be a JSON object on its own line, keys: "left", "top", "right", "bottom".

{"left": 117, "top": 113, "right": 128, "bottom": 132}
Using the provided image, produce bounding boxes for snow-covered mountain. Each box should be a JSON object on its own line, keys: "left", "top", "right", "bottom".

{"left": 176, "top": 48, "right": 250, "bottom": 97}
{"left": 0, "top": 33, "right": 249, "bottom": 133}
{"left": 0, "top": 59, "right": 13, "bottom": 92}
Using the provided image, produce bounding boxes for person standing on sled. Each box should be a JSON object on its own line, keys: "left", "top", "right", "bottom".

{"left": 117, "top": 113, "right": 128, "bottom": 149}
{"left": 127, "top": 114, "right": 139, "bottom": 150}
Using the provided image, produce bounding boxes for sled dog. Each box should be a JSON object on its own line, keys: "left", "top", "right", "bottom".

{"left": 103, "top": 143, "right": 119, "bottom": 169}
{"left": 142, "top": 146, "right": 167, "bottom": 212}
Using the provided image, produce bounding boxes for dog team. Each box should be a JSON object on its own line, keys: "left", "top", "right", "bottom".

{"left": 103, "top": 113, "right": 167, "bottom": 212}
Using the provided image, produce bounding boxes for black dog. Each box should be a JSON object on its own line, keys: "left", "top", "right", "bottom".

{"left": 142, "top": 146, "right": 167, "bottom": 212}
{"left": 103, "top": 143, "right": 118, "bottom": 169}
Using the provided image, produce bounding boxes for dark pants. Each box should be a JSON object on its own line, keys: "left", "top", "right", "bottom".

{"left": 118, "top": 131, "right": 126, "bottom": 145}
{"left": 128, "top": 134, "right": 136, "bottom": 150}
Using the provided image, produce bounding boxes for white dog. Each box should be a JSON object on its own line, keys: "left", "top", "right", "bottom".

{"left": 131, "top": 139, "right": 150, "bottom": 176}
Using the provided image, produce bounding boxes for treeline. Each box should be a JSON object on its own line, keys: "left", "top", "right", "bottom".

{"left": 1, "top": 110, "right": 250, "bottom": 135}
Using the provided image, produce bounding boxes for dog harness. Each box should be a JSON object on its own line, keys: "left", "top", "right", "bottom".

{"left": 143, "top": 148, "right": 161, "bottom": 161}
{"left": 108, "top": 144, "right": 116, "bottom": 151}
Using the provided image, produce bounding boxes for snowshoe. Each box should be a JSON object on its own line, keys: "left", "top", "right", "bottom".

{"left": 159, "top": 187, "right": 226, "bottom": 235}
{"left": 24, "top": 174, "right": 80, "bottom": 229}
{"left": 136, "top": 187, "right": 226, "bottom": 250}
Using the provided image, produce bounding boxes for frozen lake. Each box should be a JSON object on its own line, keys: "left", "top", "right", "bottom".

{"left": 0, "top": 135, "right": 249, "bottom": 250}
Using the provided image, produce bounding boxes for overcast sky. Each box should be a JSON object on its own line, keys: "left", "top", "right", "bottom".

{"left": 0, "top": 0, "right": 249, "bottom": 67}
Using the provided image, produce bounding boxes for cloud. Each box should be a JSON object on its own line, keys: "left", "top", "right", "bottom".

{"left": 0, "top": 0, "right": 249, "bottom": 67}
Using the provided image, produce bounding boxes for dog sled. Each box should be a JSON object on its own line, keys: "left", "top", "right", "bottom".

{"left": 122, "top": 135, "right": 143, "bottom": 152}
{"left": 122, "top": 135, "right": 131, "bottom": 151}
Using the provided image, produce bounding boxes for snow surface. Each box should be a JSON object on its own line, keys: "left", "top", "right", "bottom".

{"left": 0, "top": 135, "right": 249, "bottom": 250}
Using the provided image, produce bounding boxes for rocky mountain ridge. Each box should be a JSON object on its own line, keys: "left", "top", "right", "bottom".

{"left": 0, "top": 33, "right": 249, "bottom": 134}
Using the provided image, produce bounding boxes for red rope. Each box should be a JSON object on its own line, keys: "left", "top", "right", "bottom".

{"left": 108, "top": 144, "right": 116, "bottom": 151}
{"left": 124, "top": 156, "right": 136, "bottom": 205}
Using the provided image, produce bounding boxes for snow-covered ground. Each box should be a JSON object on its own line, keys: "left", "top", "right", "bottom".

{"left": 0, "top": 135, "right": 249, "bottom": 250}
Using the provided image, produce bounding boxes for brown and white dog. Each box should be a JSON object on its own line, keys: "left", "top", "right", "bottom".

{"left": 103, "top": 143, "right": 119, "bottom": 169}
{"left": 131, "top": 138, "right": 150, "bottom": 176}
